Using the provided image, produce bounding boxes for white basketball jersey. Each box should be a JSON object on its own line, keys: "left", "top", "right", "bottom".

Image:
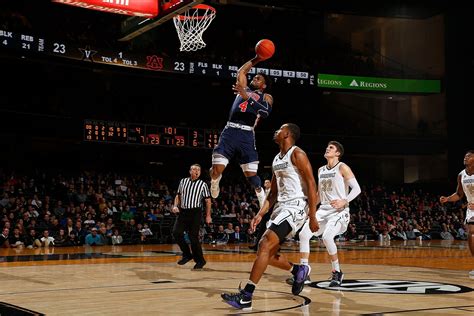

{"left": 272, "top": 146, "right": 307, "bottom": 202}
{"left": 318, "top": 162, "right": 347, "bottom": 206}
{"left": 460, "top": 169, "right": 474, "bottom": 203}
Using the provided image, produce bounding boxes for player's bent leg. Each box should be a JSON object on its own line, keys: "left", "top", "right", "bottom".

{"left": 287, "top": 221, "right": 313, "bottom": 285}
{"left": 222, "top": 230, "right": 281, "bottom": 311}
{"left": 468, "top": 223, "right": 474, "bottom": 278}
{"left": 210, "top": 155, "right": 227, "bottom": 198}
{"left": 242, "top": 164, "right": 266, "bottom": 208}
{"left": 249, "top": 230, "right": 281, "bottom": 284}
{"left": 269, "top": 253, "right": 292, "bottom": 270}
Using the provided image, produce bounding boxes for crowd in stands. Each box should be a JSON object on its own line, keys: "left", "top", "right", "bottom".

{"left": 0, "top": 169, "right": 469, "bottom": 252}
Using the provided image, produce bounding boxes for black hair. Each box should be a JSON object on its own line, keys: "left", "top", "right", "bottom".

{"left": 286, "top": 123, "right": 301, "bottom": 142}
{"left": 258, "top": 72, "right": 272, "bottom": 92}
{"left": 328, "top": 141, "right": 344, "bottom": 158}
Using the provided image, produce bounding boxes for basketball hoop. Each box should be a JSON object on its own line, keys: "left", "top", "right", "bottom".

{"left": 173, "top": 4, "right": 216, "bottom": 52}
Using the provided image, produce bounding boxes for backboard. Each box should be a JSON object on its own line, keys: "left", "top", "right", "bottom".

{"left": 119, "top": 0, "right": 204, "bottom": 41}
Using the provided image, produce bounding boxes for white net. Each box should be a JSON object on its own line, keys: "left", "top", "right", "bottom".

{"left": 173, "top": 4, "right": 216, "bottom": 52}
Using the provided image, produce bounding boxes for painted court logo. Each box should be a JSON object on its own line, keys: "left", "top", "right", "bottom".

{"left": 311, "top": 279, "right": 473, "bottom": 294}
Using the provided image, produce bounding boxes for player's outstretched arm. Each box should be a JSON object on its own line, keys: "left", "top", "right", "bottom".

{"left": 440, "top": 174, "right": 464, "bottom": 203}
{"left": 292, "top": 147, "right": 319, "bottom": 232}
{"left": 236, "top": 56, "right": 263, "bottom": 88}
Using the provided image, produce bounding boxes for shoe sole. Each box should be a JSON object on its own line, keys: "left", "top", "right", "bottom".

{"left": 286, "top": 278, "right": 311, "bottom": 286}
{"left": 223, "top": 299, "right": 252, "bottom": 311}
{"left": 177, "top": 259, "right": 193, "bottom": 265}
{"left": 192, "top": 263, "right": 206, "bottom": 270}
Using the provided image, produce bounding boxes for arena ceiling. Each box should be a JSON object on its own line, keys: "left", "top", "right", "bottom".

{"left": 221, "top": 0, "right": 448, "bottom": 19}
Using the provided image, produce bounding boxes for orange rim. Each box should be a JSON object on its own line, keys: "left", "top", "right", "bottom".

{"left": 175, "top": 4, "right": 216, "bottom": 21}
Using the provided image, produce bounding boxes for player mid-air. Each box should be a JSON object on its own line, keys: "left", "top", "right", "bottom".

{"left": 209, "top": 40, "right": 275, "bottom": 208}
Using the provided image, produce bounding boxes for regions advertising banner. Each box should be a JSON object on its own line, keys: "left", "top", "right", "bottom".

{"left": 317, "top": 73, "right": 441, "bottom": 93}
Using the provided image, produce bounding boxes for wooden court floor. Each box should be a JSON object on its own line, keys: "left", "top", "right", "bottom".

{"left": 0, "top": 240, "right": 473, "bottom": 315}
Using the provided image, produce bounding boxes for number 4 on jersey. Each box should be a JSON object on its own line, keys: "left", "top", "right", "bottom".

{"left": 239, "top": 101, "right": 248, "bottom": 112}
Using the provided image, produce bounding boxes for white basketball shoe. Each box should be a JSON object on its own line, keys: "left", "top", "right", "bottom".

{"left": 210, "top": 174, "right": 222, "bottom": 199}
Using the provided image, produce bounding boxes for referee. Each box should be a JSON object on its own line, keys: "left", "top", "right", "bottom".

{"left": 172, "top": 163, "right": 212, "bottom": 270}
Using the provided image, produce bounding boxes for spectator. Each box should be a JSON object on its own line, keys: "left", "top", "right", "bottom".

{"left": 139, "top": 223, "right": 153, "bottom": 243}
{"left": 0, "top": 227, "right": 10, "bottom": 248}
{"left": 111, "top": 229, "right": 123, "bottom": 245}
{"left": 9, "top": 227, "right": 25, "bottom": 248}
{"left": 25, "top": 228, "right": 40, "bottom": 248}
{"left": 215, "top": 225, "right": 229, "bottom": 244}
{"left": 40, "top": 229, "right": 55, "bottom": 247}
{"left": 54, "top": 228, "right": 68, "bottom": 246}
{"left": 228, "top": 225, "right": 246, "bottom": 243}
{"left": 365, "top": 225, "right": 379, "bottom": 240}
{"left": 67, "top": 232, "right": 82, "bottom": 246}
{"left": 379, "top": 229, "right": 391, "bottom": 242}
{"left": 440, "top": 224, "right": 454, "bottom": 240}
{"left": 224, "top": 222, "right": 234, "bottom": 234}
{"left": 85, "top": 227, "right": 103, "bottom": 246}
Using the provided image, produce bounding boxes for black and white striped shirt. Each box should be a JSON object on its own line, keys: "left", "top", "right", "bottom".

{"left": 177, "top": 177, "right": 211, "bottom": 209}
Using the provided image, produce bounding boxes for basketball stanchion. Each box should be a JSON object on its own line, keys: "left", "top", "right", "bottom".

{"left": 173, "top": 4, "right": 216, "bottom": 52}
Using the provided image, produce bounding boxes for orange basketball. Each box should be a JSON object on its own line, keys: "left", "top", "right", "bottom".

{"left": 255, "top": 39, "right": 275, "bottom": 59}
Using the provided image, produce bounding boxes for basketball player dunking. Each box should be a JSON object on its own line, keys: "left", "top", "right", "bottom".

{"left": 440, "top": 150, "right": 474, "bottom": 279}
{"left": 209, "top": 54, "right": 273, "bottom": 208}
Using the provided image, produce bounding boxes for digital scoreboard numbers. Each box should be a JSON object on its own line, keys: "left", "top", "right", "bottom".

{"left": 0, "top": 29, "right": 314, "bottom": 86}
{"left": 84, "top": 120, "right": 127, "bottom": 142}
{"left": 84, "top": 120, "right": 106, "bottom": 141}
{"left": 84, "top": 120, "right": 219, "bottom": 149}
{"left": 106, "top": 121, "right": 128, "bottom": 142}
{"left": 190, "top": 129, "right": 204, "bottom": 147}
{"left": 127, "top": 124, "right": 145, "bottom": 144}
{"left": 206, "top": 130, "right": 219, "bottom": 148}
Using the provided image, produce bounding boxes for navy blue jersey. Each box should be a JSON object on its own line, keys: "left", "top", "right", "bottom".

{"left": 228, "top": 88, "right": 271, "bottom": 126}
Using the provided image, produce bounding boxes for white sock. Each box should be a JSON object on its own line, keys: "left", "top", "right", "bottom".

{"left": 300, "top": 258, "right": 309, "bottom": 266}
{"left": 331, "top": 259, "right": 340, "bottom": 272}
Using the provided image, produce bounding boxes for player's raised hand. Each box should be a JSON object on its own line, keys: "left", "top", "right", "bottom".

{"left": 232, "top": 83, "right": 249, "bottom": 99}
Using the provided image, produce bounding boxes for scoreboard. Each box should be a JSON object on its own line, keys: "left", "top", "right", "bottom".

{"left": 0, "top": 29, "right": 315, "bottom": 86}
{"left": 84, "top": 120, "right": 219, "bottom": 149}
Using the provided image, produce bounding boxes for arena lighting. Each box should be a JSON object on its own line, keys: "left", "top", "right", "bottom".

{"left": 51, "top": 0, "right": 159, "bottom": 17}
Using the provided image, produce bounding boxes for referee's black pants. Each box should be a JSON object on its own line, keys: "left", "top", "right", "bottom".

{"left": 173, "top": 207, "right": 205, "bottom": 263}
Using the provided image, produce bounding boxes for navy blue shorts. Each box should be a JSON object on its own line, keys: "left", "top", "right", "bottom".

{"left": 213, "top": 127, "right": 258, "bottom": 164}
